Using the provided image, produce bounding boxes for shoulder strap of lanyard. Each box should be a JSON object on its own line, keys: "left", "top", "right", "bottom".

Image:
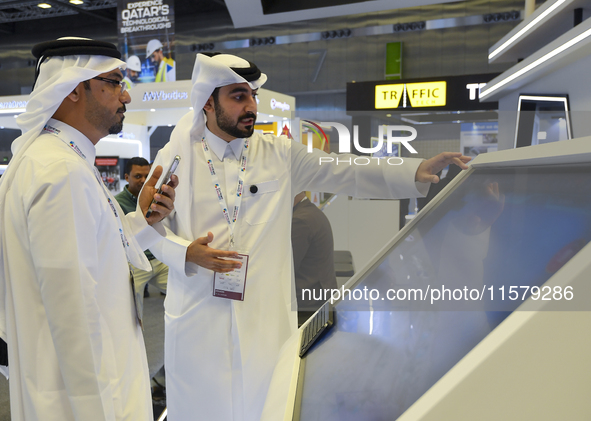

{"left": 201, "top": 136, "right": 250, "bottom": 248}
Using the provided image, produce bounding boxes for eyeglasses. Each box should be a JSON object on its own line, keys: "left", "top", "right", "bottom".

{"left": 92, "top": 76, "right": 127, "bottom": 94}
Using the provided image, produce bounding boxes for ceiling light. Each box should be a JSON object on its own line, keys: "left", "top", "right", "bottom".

{"left": 37, "top": 3, "right": 52, "bottom": 8}
{"left": 69, "top": 0, "right": 84, "bottom": 4}
{"left": 488, "top": 0, "right": 566, "bottom": 60}
{"left": 482, "top": 26, "right": 591, "bottom": 98}
{"left": 150, "top": 109, "right": 156, "bottom": 112}
{"left": 268, "top": 114, "right": 274, "bottom": 118}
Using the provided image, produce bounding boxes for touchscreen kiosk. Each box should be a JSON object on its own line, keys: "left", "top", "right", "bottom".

{"left": 266, "top": 137, "right": 591, "bottom": 421}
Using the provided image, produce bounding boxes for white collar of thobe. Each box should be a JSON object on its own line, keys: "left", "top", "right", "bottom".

{"left": 204, "top": 125, "right": 244, "bottom": 162}
{"left": 44, "top": 118, "right": 96, "bottom": 166}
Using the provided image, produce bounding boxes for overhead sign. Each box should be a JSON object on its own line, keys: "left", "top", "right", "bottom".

{"left": 375, "top": 81, "right": 446, "bottom": 109}
{"left": 142, "top": 89, "right": 188, "bottom": 101}
{"left": 0, "top": 99, "right": 28, "bottom": 111}
{"left": 270, "top": 98, "right": 291, "bottom": 111}
{"left": 349, "top": 73, "right": 500, "bottom": 112}
{"left": 375, "top": 84, "right": 404, "bottom": 109}
{"left": 406, "top": 81, "right": 446, "bottom": 107}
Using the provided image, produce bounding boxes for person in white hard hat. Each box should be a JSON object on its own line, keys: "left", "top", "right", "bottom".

{"left": 146, "top": 39, "right": 176, "bottom": 82}
{"left": 123, "top": 54, "right": 142, "bottom": 89}
{"left": 0, "top": 37, "right": 178, "bottom": 421}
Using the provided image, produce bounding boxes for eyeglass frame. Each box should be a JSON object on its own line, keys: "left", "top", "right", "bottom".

{"left": 92, "top": 76, "right": 127, "bottom": 94}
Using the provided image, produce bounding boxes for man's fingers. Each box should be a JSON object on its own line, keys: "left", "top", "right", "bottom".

{"left": 145, "top": 165, "right": 163, "bottom": 188}
{"left": 212, "top": 257, "right": 242, "bottom": 269}
{"left": 443, "top": 152, "right": 462, "bottom": 159}
{"left": 159, "top": 183, "right": 176, "bottom": 203}
{"left": 148, "top": 200, "right": 172, "bottom": 217}
{"left": 166, "top": 174, "right": 179, "bottom": 189}
{"left": 210, "top": 249, "right": 240, "bottom": 259}
{"left": 196, "top": 232, "right": 215, "bottom": 245}
{"left": 453, "top": 157, "right": 470, "bottom": 169}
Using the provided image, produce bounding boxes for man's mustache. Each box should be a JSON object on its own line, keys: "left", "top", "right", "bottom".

{"left": 239, "top": 112, "right": 256, "bottom": 122}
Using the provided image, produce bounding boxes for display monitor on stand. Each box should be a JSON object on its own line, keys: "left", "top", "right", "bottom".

{"left": 514, "top": 94, "right": 572, "bottom": 148}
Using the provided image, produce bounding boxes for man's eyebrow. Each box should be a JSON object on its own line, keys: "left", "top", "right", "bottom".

{"left": 107, "top": 71, "right": 123, "bottom": 81}
{"left": 228, "top": 87, "right": 250, "bottom": 94}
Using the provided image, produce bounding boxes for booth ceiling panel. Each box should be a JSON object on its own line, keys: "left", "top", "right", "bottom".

{"left": 0, "top": 0, "right": 227, "bottom": 25}
{"left": 0, "top": 0, "right": 116, "bottom": 23}
{"left": 225, "top": 0, "right": 458, "bottom": 28}
{"left": 488, "top": 0, "right": 591, "bottom": 63}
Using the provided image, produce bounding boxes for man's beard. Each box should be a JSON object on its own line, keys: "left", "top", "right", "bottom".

{"left": 214, "top": 99, "right": 256, "bottom": 139}
{"left": 85, "top": 89, "right": 126, "bottom": 136}
{"left": 108, "top": 112, "right": 125, "bottom": 134}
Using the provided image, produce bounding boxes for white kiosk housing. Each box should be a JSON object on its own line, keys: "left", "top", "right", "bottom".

{"left": 262, "top": 137, "right": 591, "bottom": 421}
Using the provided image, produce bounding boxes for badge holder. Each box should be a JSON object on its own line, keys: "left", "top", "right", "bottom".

{"left": 213, "top": 253, "right": 249, "bottom": 301}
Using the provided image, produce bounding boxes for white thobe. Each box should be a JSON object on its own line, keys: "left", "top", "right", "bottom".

{"left": 2, "top": 119, "right": 162, "bottom": 421}
{"left": 149, "top": 120, "right": 429, "bottom": 421}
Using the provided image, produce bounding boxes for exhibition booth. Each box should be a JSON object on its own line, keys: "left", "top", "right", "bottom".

{"left": 260, "top": 2, "right": 591, "bottom": 420}
{"left": 0, "top": 80, "right": 296, "bottom": 183}
{"left": 263, "top": 134, "right": 591, "bottom": 421}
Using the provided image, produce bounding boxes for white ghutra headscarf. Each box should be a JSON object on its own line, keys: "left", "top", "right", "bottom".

{"left": 150, "top": 53, "right": 267, "bottom": 239}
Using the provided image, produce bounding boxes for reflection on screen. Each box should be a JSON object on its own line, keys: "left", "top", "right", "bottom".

{"left": 298, "top": 164, "right": 591, "bottom": 421}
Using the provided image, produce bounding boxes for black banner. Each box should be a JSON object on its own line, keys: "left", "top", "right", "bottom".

{"left": 347, "top": 73, "right": 500, "bottom": 112}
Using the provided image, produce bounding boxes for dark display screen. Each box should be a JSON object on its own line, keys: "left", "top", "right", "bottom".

{"left": 297, "top": 164, "right": 591, "bottom": 421}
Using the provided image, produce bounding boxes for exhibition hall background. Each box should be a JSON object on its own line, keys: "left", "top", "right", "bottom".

{"left": 0, "top": 0, "right": 535, "bottom": 160}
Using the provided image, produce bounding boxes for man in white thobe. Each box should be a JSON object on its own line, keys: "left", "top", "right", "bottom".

{"left": 148, "top": 52, "right": 470, "bottom": 421}
{"left": 0, "top": 37, "right": 177, "bottom": 421}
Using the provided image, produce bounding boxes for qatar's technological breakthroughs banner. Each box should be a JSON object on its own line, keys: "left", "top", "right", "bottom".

{"left": 117, "top": 0, "right": 176, "bottom": 84}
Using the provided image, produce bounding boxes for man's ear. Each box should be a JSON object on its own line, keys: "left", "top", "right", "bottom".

{"left": 203, "top": 95, "right": 215, "bottom": 114}
{"left": 65, "top": 82, "right": 85, "bottom": 103}
{"left": 124, "top": 173, "right": 130, "bottom": 183}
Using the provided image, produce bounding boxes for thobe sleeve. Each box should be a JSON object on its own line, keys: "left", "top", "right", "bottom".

{"left": 289, "top": 138, "right": 430, "bottom": 199}
{"left": 148, "top": 225, "right": 198, "bottom": 276}
{"left": 123, "top": 207, "right": 167, "bottom": 249}
{"left": 142, "top": 148, "right": 199, "bottom": 277}
{"left": 24, "top": 161, "right": 117, "bottom": 420}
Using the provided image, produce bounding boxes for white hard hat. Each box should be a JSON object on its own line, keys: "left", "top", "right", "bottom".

{"left": 126, "top": 55, "right": 141, "bottom": 72}
{"left": 146, "top": 39, "right": 163, "bottom": 58}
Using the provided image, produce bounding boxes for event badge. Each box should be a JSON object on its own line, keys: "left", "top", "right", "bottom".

{"left": 213, "top": 253, "right": 249, "bottom": 301}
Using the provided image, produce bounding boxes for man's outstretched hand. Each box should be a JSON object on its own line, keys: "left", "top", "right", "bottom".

{"left": 186, "top": 232, "right": 243, "bottom": 273}
{"left": 139, "top": 165, "right": 179, "bottom": 225}
{"left": 416, "top": 152, "right": 471, "bottom": 183}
